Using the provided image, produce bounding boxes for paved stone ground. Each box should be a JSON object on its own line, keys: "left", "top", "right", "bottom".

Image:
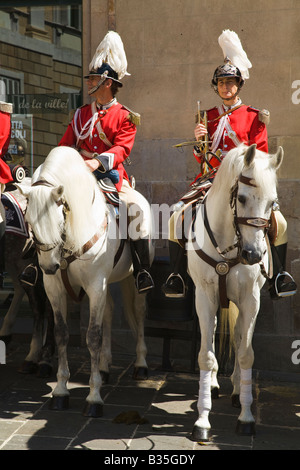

{"left": 0, "top": 339, "right": 300, "bottom": 452}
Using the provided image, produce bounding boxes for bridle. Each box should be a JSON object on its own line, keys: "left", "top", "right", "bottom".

{"left": 194, "top": 173, "right": 273, "bottom": 308}
{"left": 30, "top": 179, "right": 107, "bottom": 302}
{"left": 31, "top": 180, "right": 70, "bottom": 254}
{"left": 229, "top": 174, "right": 271, "bottom": 256}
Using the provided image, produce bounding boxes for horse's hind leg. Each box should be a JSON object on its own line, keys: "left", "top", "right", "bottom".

{"left": 235, "top": 304, "right": 259, "bottom": 436}
{"left": 231, "top": 314, "right": 241, "bottom": 408}
{"left": 120, "top": 275, "right": 148, "bottom": 380}
{"left": 19, "top": 273, "right": 54, "bottom": 375}
{"left": 0, "top": 284, "right": 24, "bottom": 343}
{"left": 211, "top": 316, "right": 220, "bottom": 398}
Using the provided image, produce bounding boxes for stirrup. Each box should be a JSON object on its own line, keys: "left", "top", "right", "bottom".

{"left": 18, "top": 264, "right": 38, "bottom": 287}
{"left": 136, "top": 269, "right": 154, "bottom": 293}
{"left": 162, "top": 273, "right": 186, "bottom": 298}
{"left": 274, "top": 271, "right": 297, "bottom": 298}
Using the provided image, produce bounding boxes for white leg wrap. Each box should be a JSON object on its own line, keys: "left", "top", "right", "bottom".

{"left": 197, "top": 370, "right": 212, "bottom": 418}
{"left": 240, "top": 368, "right": 252, "bottom": 408}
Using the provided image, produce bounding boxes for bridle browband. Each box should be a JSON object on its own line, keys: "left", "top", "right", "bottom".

{"left": 194, "top": 173, "right": 272, "bottom": 308}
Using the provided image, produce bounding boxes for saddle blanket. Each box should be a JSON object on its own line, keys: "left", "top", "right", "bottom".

{"left": 1, "top": 191, "right": 29, "bottom": 238}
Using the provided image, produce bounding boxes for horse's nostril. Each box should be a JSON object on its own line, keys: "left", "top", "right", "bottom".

{"left": 241, "top": 249, "right": 261, "bottom": 265}
{"left": 42, "top": 264, "right": 60, "bottom": 275}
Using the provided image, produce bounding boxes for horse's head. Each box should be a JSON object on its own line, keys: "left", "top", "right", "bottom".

{"left": 17, "top": 180, "right": 67, "bottom": 275}
{"left": 233, "top": 144, "right": 283, "bottom": 265}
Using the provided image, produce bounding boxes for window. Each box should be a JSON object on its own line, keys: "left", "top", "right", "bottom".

{"left": 0, "top": 76, "right": 21, "bottom": 101}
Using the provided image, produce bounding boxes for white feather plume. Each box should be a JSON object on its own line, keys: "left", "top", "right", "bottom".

{"left": 218, "top": 29, "right": 252, "bottom": 80}
{"left": 89, "top": 31, "right": 130, "bottom": 80}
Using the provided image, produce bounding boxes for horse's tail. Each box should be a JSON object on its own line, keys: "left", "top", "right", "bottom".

{"left": 219, "top": 301, "right": 239, "bottom": 359}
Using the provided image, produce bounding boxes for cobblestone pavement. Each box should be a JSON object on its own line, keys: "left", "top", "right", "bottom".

{"left": 0, "top": 339, "right": 300, "bottom": 452}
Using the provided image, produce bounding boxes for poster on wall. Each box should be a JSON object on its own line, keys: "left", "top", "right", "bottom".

{"left": 7, "top": 114, "right": 33, "bottom": 177}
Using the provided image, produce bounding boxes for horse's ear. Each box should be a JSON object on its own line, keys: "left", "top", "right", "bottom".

{"left": 244, "top": 144, "right": 257, "bottom": 167}
{"left": 51, "top": 185, "right": 64, "bottom": 203}
{"left": 272, "top": 146, "right": 284, "bottom": 170}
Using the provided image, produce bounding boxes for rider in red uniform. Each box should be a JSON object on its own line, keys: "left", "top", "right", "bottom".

{"left": 162, "top": 33, "right": 296, "bottom": 301}
{"left": 59, "top": 32, "right": 154, "bottom": 294}
{"left": 21, "top": 32, "right": 154, "bottom": 293}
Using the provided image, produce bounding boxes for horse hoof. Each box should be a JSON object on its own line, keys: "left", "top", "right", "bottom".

{"left": 190, "top": 425, "right": 211, "bottom": 442}
{"left": 18, "top": 360, "right": 38, "bottom": 374}
{"left": 100, "top": 370, "right": 109, "bottom": 384}
{"left": 0, "top": 334, "right": 12, "bottom": 345}
{"left": 49, "top": 395, "right": 69, "bottom": 411}
{"left": 37, "top": 363, "right": 53, "bottom": 378}
{"left": 82, "top": 402, "right": 103, "bottom": 418}
{"left": 236, "top": 419, "right": 256, "bottom": 436}
{"left": 211, "top": 387, "right": 219, "bottom": 399}
{"left": 132, "top": 366, "right": 148, "bottom": 380}
{"left": 231, "top": 394, "right": 241, "bottom": 408}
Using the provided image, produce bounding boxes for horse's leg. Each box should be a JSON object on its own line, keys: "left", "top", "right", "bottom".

{"left": 18, "top": 273, "right": 50, "bottom": 374}
{"left": 211, "top": 315, "right": 220, "bottom": 398}
{"left": 191, "top": 287, "right": 217, "bottom": 442}
{"left": 37, "top": 298, "right": 55, "bottom": 378}
{"left": 231, "top": 314, "right": 241, "bottom": 408}
{"left": 235, "top": 302, "right": 259, "bottom": 436}
{"left": 83, "top": 291, "right": 106, "bottom": 418}
{"left": 120, "top": 275, "right": 148, "bottom": 380}
{"left": 47, "top": 283, "right": 70, "bottom": 411}
{"left": 99, "top": 289, "right": 113, "bottom": 384}
{"left": 0, "top": 284, "right": 24, "bottom": 343}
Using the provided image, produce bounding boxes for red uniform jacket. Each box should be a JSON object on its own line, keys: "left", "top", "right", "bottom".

{"left": 0, "top": 108, "right": 13, "bottom": 184}
{"left": 193, "top": 104, "right": 268, "bottom": 182}
{"left": 59, "top": 101, "right": 137, "bottom": 192}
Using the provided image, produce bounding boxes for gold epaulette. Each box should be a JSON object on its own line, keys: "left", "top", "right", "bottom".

{"left": 123, "top": 105, "right": 141, "bottom": 126}
{"left": 0, "top": 101, "right": 13, "bottom": 114}
{"left": 258, "top": 108, "right": 270, "bottom": 125}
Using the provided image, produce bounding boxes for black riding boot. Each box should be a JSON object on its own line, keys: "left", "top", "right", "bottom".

{"left": 162, "top": 240, "right": 187, "bottom": 298}
{"left": 269, "top": 243, "right": 297, "bottom": 300}
{"left": 130, "top": 238, "right": 154, "bottom": 294}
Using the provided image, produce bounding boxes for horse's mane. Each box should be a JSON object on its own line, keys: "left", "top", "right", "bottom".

{"left": 209, "top": 144, "right": 278, "bottom": 201}
{"left": 29, "top": 146, "right": 106, "bottom": 250}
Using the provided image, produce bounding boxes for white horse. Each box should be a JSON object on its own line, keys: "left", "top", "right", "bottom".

{"left": 188, "top": 144, "right": 283, "bottom": 441}
{"left": 17, "top": 146, "right": 154, "bottom": 417}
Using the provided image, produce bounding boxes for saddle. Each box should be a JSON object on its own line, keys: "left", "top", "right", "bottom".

{"left": 175, "top": 181, "right": 212, "bottom": 248}
{"left": 97, "top": 177, "right": 120, "bottom": 207}
{"left": 268, "top": 210, "right": 278, "bottom": 245}
{"left": 1, "top": 191, "right": 29, "bottom": 238}
{"left": 180, "top": 181, "right": 212, "bottom": 205}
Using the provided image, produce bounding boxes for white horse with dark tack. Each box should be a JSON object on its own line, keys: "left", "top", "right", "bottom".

{"left": 17, "top": 146, "right": 154, "bottom": 417}
{"left": 188, "top": 144, "right": 283, "bottom": 441}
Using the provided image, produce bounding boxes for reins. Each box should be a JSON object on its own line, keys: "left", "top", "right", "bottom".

{"left": 194, "top": 173, "right": 272, "bottom": 308}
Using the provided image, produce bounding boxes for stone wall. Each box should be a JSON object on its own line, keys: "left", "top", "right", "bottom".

{"left": 83, "top": 0, "right": 300, "bottom": 375}
{"left": 0, "top": 5, "right": 81, "bottom": 169}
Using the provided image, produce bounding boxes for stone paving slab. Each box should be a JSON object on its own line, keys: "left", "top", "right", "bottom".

{"left": 0, "top": 340, "right": 300, "bottom": 452}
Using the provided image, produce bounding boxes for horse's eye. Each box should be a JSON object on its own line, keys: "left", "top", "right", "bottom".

{"left": 238, "top": 194, "right": 246, "bottom": 205}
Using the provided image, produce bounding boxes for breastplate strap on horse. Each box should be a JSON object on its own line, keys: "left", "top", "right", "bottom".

{"left": 194, "top": 174, "right": 272, "bottom": 308}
